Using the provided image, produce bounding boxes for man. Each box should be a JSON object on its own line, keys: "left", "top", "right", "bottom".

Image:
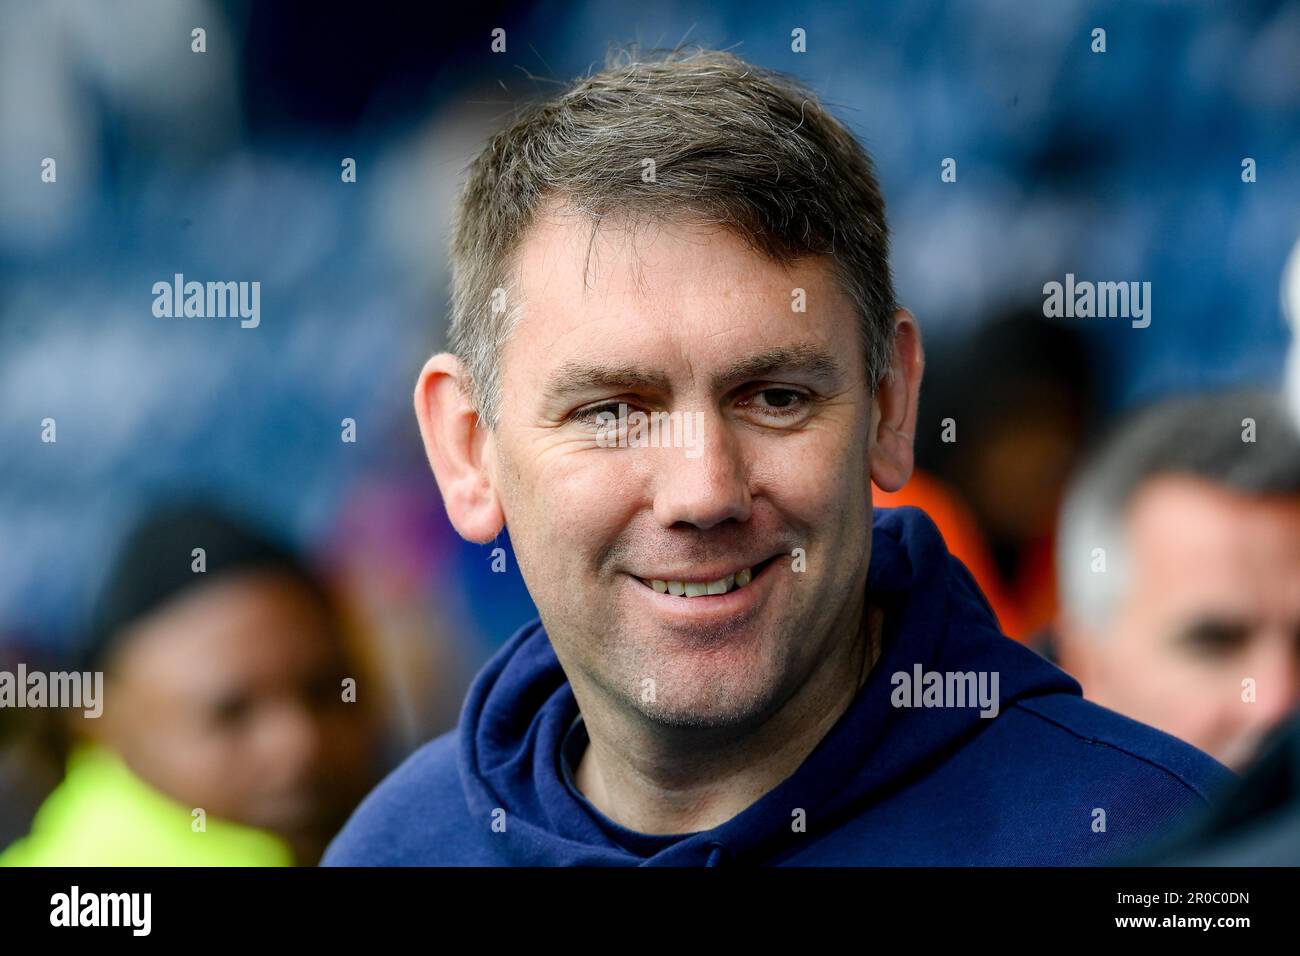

{"left": 2, "top": 504, "right": 378, "bottom": 866}
{"left": 325, "top": 48, "right": 1230, "bottom": 866}
{"left": 1054, "top": 391, "right": 1300, "bottom": 772}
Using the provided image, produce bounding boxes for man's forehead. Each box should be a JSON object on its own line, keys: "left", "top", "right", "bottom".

{"left": 511, "top": 204, "right": 842, "bottom": 308}
{"left": 1129, "top": 476, "right": 1300, "bottom": 543}
{"left": 506, "top": 208, "right": 863, "bottom": 393}
{"left": 1126, "top": 476, "right": 1300, "bottom": 611}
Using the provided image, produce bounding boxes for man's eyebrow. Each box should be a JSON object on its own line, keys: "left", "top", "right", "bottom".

{"left": 541, "top": 345, "right": 849, "bottom": 404}
{"left": 542, "top": 362, "right": 672, "bottom": 402}
{"left": 712, "top": 344, "right": 848, "bottom": 390}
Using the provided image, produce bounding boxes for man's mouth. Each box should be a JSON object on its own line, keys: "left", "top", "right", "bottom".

{"left": 634, "top": 556, "right": 779, "bottom": 597}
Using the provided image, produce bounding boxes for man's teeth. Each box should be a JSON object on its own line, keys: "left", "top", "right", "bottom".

{"left": 643, "top": 566, "right": 754, "bottom": 596}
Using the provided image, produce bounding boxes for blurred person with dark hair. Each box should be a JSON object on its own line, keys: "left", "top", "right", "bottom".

{"left": 1, "top": 504, "right": 379, "bottom": 866}
{"left": 1054, "top": 391, "right": 1300, "bottom": 771}
{"left": 911, "top": 307, "right": 1096, "bottom": 640}
{"left": 326, "top": 48, "right": 1228, "bottom": 867}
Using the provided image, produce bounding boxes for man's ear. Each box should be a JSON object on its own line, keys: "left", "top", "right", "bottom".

{"left": 869, "top": 309, "right": 924, "bottom": 493}
{"left": 414, "top": 353, "right": 506, "bottom": 543}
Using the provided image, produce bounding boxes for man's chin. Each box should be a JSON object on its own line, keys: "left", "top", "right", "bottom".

{"left": 1217, "top": 731, "right": 1270, "bottom": 772}
{"left": 620, "top": 666, "right": 780, "bottom": 732}
{"left": 634, "top": 701, "right": 767, "bottom": 731}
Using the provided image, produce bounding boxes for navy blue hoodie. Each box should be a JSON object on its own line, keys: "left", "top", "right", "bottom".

{"left": 324, "top": 506, "right": 1233, "bottom": 866}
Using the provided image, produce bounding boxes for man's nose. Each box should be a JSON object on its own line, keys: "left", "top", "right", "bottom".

{"left": 651, "top": 413, "right": 751, "bottom": 530}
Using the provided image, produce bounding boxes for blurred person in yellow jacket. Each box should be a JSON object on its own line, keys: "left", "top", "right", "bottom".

{"left": 1, "top": 503, "right": 379, "bottom": 866}
{"left": 1, "top": 741, "right": 292, "bottom": 866}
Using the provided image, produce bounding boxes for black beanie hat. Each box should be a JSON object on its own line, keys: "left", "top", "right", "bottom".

{"left": 82, "top": 502, "right": 329, "bottom": 672}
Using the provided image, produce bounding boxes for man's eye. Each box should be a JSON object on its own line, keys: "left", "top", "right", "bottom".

{"left": 741, "top": 388, "right": 810, "bottom": 417}
{"left": 572, "top": 402, "right": 627, "bottom": 426}
{"left": 1180, "top": 621, "right": 1249, "bottom": 658}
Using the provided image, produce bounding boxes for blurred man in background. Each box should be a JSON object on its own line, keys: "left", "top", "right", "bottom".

{"left": 1055, "top": 391, "right": 1300, "bottom": 771}
{"left": 1, "top": 504, "right": 379, "bottom": 865}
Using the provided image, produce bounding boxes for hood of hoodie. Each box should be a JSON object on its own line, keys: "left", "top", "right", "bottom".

{"left": 456, "top": 505, "right": 1080, "bottom": 866}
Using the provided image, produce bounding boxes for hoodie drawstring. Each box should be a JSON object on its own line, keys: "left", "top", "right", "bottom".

{"left": 705, "top": 842, "right": 726, "bottom": 867}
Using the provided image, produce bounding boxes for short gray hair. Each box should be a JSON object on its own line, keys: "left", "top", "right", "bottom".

{"left": 1058, "top": 390, "right": 1300, "bottom": 626}
{"left": 447, "top": 46, "right": 897, "bottom": 428}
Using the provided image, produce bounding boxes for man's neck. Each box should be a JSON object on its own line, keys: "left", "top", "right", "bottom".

{"left": 572, "top": 603, "right": 883, "bottom": 835}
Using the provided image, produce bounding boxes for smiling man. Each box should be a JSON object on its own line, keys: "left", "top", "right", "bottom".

{"left": 324, "top": 48, "right": 1232, "bottom": 866}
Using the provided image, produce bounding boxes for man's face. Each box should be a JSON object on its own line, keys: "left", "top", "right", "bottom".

{"left": 486, "top": 210, "right": 882, "bottom": 729}
{"left": 1072, "top": 476, "right": 1300, "bottom": 769}
{"left": 96, "top": 571, "right": 375, "bottom": 859}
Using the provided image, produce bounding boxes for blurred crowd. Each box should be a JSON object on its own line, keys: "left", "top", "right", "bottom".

{"left": 2, "top": 0, "right": 1299, "bottom": 864}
